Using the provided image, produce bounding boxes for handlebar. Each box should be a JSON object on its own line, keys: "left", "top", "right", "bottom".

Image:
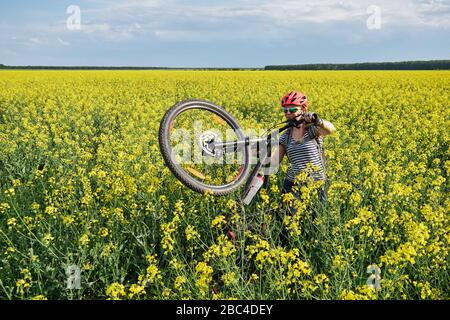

{"left": 210, "top": 115, "right": 311, "bottom": 153}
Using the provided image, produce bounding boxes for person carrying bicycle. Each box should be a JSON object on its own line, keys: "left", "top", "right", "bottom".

{"left": 277, "top": 91, "right": 336, "bottom": 213}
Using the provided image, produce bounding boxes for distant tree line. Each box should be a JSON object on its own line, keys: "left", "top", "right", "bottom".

{"left": 1, "top": 60, "right": 449, "bottom": 70}
{"left": 265, "top": 60, "right": 450, "bottom": 70}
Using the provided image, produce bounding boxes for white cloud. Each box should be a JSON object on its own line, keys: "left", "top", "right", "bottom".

{"left": 72, "top": 0, "right": 449, "bottom": 42}
{"left": 17, "top": 37, "right": 45, "bottom": 47}
{"left": 28, "top": 37, "right": 40, "bottom": 44}
{"left": 89, "top": 0, "right": 450, "bottom": 26}
{"left": 80, "top": 23, "right": 110, "bottom": 34}
{"left": 57, "top": 38, "right": 70, "bottom": 46}
{"left": 1, "top": 0, "right": 449, "bottom": 46}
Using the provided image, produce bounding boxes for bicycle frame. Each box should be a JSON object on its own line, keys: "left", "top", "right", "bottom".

{"left": 209, "top": 119, "right": 303, "bottom": 203}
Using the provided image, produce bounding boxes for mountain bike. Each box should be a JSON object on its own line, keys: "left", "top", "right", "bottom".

{"left": 158, "top": 99, "right": 309, "bottom": 205}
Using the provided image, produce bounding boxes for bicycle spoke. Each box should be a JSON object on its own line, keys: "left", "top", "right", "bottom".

{"left": 168, "top": 107, "right": 245, "bottom": 188}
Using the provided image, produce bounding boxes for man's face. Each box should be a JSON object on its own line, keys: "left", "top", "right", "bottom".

{"left": 283, "top": 105, "right": 306, "bottom": 120}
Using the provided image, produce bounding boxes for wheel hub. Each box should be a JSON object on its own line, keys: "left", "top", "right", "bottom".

{"left": 199, "top": 131, "right": 222, "bottom": 157}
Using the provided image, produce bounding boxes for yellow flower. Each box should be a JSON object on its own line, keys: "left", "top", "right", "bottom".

{"left": 98, "top": 227, "right": 109, "bottom": 237}
{"left": 0, "top": 202, "right": 11, "bottom": 214}
{"left": 249, "top": 273, "right": 259, "bottom": 282}
{"left": 106, "top": 283, "right": 126, "bottom": 300}
{"left": 128, "top": 284, "right": 146, "bottom": 299}
{"left": 42, "top": 233, "right": 54, "bottom": 246}
{"left": 211, "top": 215, "right": 226, "bottom": 229}
{"left": 174, "top": 276, "right": 187, "bottom": 291}
{"left": 203, "top": 234, "right": 237, "bottom": 262}
{"left": 44, "top": 205, "right": 58, "bottom": 217}
{"left": 141, "top": 254, "right": 162, "bottom": 285}
{"left": 204, "top": 190, "right": 215, "bottom": 201}
{"left": 162, "top": 288, "right": 172, "bottom": 299}
{"left": 7, "top": 218, "right": 17, "bottom": 227}
{"left": 5, "top": 247, "right": 16, "bottom": 255}
{"left": 62, "top": 215, "right": 75, "bottom": 226}
{"left": 332, "top": 255, "right": 347, "bottom": 272}
{"left": 349, "top": 191, "right": 362, "bottom": 207}
{"left": 287, "top": 259, "right": 311, "bottom": 280}
{"left": 340, "top": 289, "right": 359, "bottom": 300}
{"left": 16, "top": 268, "right": 32, "bottom": 294}
{"left": 4, "top": 188, "right": 15, "bottom": 197}
{"left": 226, "top": 199, "right": 237, "bottom": 211}
{"left": 259, "top": 189, "right": 270, "bottom": 205}
{"left": 79, "top": 234, "right": 90, "bottom": 246}
{"left": 413, "top": 281, "right": 440, "bottom": 299}
{"left": 195, "top": 262, "right": 214, "bottom": 297}
{"left": 221, "top": 272, "right": 237, "bottom": 286}
{"left": 185, "top": 225, "right": 200, "bottom": 241}
{"left": 281, "top": 192, "right": 294, "bottom": 203}
{"left": 101, "top": 243, "right": 117, "bottom": 258}
{"left": 169, "top": 258, "right": 183, "bottom": 271}
{"left": 82, "top": 262, "right": 92, "bottom": 270}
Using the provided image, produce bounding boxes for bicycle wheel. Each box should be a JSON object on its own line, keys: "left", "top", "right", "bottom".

{"left": 158, "top": 99, "right": 251, "bottom": 196}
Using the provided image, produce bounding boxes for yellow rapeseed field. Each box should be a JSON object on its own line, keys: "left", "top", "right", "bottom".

{"left": 0, "top": 70, "right": 448, "bottom": 299}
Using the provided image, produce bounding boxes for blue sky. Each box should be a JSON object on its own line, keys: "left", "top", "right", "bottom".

{"left": 1, "top": 0, "right": 449, "bottom": 67}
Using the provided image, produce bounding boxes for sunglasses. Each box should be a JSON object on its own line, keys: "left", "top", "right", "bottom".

{"left": 283, "top": 107, "right": 299, "bottom": 113}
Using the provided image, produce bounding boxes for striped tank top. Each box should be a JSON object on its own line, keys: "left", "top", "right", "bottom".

{"left": 279, "top": 125, "right": 326, "bottom": 182}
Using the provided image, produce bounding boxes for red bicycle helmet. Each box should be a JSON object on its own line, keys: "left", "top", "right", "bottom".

{"left": 281, "top": 91, "right": 308, "bottom": 109}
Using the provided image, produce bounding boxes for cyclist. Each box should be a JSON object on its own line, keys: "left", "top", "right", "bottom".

{"left": 277, "top": 91, "right": 336, "bottom": 213}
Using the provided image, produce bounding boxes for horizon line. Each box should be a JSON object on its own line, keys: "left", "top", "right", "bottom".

{"left": 1, "top": 59, "right": 449, "bottom": 70}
